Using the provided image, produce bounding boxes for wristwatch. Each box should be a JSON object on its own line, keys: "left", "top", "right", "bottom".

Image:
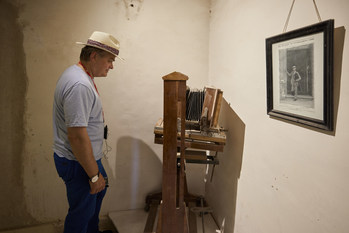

{"left": 90, "top": 172, "right": 100, "bottom": 183}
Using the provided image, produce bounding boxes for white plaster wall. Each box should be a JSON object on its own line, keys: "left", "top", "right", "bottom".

{"left": 207, "top": 0, "right": 349, "bottom": 233}
{"left": 20, "top": 0, "right": 209, "bottom": 222}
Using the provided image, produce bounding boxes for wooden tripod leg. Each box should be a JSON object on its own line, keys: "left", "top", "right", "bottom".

{"left": 156, "top": 203, "right": 162, "bottom": 233}
{"left": 144, "top": 200, "right": 159, "bottom": 233}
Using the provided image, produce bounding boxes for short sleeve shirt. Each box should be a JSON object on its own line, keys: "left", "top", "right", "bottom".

{"left": 53, "top": 65, "right": 104, "bottom": 161}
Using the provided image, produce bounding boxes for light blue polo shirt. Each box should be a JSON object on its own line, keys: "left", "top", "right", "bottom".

{"left": 53, "top": 65, "right": 104, "bottom": 161}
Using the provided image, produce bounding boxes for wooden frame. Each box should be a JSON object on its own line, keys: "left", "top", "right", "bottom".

{"left": 266, "top": 19, "right": 334, "bottom": 131}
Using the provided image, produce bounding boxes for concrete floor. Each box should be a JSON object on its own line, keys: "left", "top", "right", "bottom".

{"left": 109, "top": 208, "right": 219, "bottom": 233}
{"left": 0, "top": 215, "right": 116, "bottom": 233}
{"left": 0, "top": 224, "right": 58, "bottom": 233}
{"left": 0, "top": 209, "right": 219, "bottom": 233}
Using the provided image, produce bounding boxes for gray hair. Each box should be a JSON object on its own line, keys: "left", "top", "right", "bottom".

{"left": 80, "top": 46, "right": 108, "bottom": 61}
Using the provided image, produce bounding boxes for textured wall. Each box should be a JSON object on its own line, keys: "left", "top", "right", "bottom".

{"left": 207, "top": 0, "right": 349, "bottom": 233}
{"left": 0, "top": 0, "right": 37, "bottom": 229}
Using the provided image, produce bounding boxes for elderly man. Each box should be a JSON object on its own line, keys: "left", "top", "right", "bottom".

{"left": 53, "top": 31, "right": 122, "bottom": 233}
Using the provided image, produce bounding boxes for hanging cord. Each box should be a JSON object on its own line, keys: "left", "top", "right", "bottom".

{"left": 283, "top": 0, "right": 296, "bottom": 33}
{"left": 103, "top": 139, "right": 112, "bottom": 159}
{"left": 103, "top": 126, "right": 111, "bottom": 159}
{"left": 312, "top": 0, "right": 322, "bottom": 22}
{"left": 283, "top": 0, "right": 322, "bottom": 33}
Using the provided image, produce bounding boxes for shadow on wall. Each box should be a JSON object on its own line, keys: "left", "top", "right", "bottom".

{"left": 331, "top": 26, "right": 345, "bottom": 135}
{"left": 105, "top": 136, "right": 162, "bottom": 211}
{"left": 205, "top": 98, "right": 245, "bottom": 233}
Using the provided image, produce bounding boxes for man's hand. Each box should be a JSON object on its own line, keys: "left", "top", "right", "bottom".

{"left": 67, "top": 127, "right": 105, "bottom": 194}
{"left": 89, "top": 172, "right": 106, "bottom": 194}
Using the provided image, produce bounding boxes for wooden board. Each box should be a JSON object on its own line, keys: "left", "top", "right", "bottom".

{"left": 201, "top": 87, "right": 217, "bottom": 126}
{"left": 211, "top": 90, "right": 223, "bottom": 128}
{"left": 154, "top": 118, "right": 226, "bottom": 144}
{"left": 154, "top": 134, "right": 224, "bottom": 152}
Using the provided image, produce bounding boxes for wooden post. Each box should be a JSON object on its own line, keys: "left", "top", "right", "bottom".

{"left": 161, "top": 72, "right": 188, "bottom": 233}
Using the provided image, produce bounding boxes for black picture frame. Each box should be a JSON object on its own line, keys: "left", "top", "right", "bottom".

{"left": 266, "top": 19, "right": 334, "bottom": 131}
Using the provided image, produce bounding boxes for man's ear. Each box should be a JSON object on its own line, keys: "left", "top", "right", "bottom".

{"left": 89, "top": 51, "right": 98, "bottom": 62}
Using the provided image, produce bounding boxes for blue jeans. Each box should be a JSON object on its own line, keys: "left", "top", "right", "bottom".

{"left": 54, "top": 153, "right": 107, "bottom": 233}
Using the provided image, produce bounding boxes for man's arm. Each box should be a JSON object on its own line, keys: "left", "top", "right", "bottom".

{"left": 296, "top": 72, "right": 302, "bottom": 81}
{"left": 67, "top": 127, "right": 105, "bottom": 194}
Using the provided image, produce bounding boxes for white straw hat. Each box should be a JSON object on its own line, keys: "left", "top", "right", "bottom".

{"left": 76, "top": 31, "right": 124, "bottom": 60}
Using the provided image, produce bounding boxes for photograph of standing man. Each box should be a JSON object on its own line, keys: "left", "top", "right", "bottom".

{"left": 53, "top": 31, "right": 122, "bottom": 233}
{"left": 287, "top": 65, "right": 302, "bottom": 100}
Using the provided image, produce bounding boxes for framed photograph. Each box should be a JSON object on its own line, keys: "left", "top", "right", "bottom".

{"left": 266, "top": 19, "right": 334, "bottom": 131}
